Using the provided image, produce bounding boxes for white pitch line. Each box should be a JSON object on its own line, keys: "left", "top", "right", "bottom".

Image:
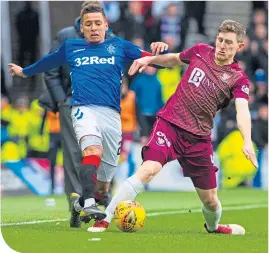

{"left": 147, "top": 203, "right": 268, "bottom": 217}
{"left": 0, "top": 203, "right": 267, "bottom": 227}
{"left": 0, "top": 218, "right": 68, "bottom": 227}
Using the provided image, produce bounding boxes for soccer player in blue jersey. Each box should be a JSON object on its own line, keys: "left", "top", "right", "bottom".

{"left": 8, "top": 5, "right": 168, "bottom": 228}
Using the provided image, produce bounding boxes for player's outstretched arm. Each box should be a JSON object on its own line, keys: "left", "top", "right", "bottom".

{"left": 235, "top": 98, "right": 258, "bottom": 168}
{"left": 128, "top": 53, "right": 183, "bottom": 75}
{"left": 8, "top": 42, "right": 67, "bottom": 78}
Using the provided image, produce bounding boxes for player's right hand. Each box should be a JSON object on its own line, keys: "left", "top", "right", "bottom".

{"left": 8, "top": 63, "right": 27, "bottom": 78}
{"left": 128, "top": 56, "right": 152, "bottom": 75}
{"left": 242, "top": 141, "right": 258, "bottom": 168}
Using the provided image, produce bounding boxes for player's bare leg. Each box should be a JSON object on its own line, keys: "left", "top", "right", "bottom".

{"left": 87, "top": 160, "right": 162, "bottom": 232}
{"left": 195, "top": 187, "right": 245, "bottom": 235}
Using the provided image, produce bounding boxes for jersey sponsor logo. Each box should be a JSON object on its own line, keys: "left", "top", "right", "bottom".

{"left": 241, "top": 85, "right": 249, "bottom": 95}
{"left": 74, "top": 56, "right": 115, "bottom": 66}
{"left": 73, "top": 48, "right": 86, "bottom": 53}
{"left": 106, "top": 44, "right": 116, "bottom": 54}
{"left": 188, "top": 67, "right": 206, "bottom": 87}
{"left": 156, "top": 131, "right": 171, "bottom": 147}
{"left": 220, "top": 72, "right": 231, "bottom": 83}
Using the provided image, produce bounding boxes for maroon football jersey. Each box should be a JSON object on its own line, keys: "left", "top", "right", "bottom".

{"left": 158, "top": 43, "right": 250, "bottom": 136}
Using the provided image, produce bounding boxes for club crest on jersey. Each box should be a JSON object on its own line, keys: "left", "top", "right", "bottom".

{"left": 156, "top": 131, "right": 171, "bottom": 147}
{"left": 220, "top": 72, "right": 231, "bottom": 83}
{"left": 106, "top": 44, "right": 116, "bottom": 54}
{"left": 241, "top": 85, "right": 249, "bottom": 95}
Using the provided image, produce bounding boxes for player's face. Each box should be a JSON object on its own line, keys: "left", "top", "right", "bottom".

{"left": 81, "top": 12, "right": 108, "bottom": 44}
{"left": 215, "top": 32, "right": 244, "bottom": 65}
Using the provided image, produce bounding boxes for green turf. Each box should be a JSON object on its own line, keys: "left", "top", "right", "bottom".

{"left": 1, "top": 189, "right": 268, "bottom": 253}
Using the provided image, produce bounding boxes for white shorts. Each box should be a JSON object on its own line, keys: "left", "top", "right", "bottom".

{"left": 71, "top": 105, "right": 122, "bottom": 182}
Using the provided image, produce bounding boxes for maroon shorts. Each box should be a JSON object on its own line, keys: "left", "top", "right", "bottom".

{"left": 142, "top": 117, "right": 218, "bottom": 190}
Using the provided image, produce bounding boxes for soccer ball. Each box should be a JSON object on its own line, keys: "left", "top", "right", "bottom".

{"left": 114, "top": 200, "right": 146, "bottom": 232}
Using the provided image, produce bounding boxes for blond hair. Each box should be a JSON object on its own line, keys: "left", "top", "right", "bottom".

{"left": 218, "top": 19, "right": 246, "bottom": 42}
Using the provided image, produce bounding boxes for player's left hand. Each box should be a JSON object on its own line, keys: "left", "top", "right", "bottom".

{"left": 150, "top": 42, "right": 169, "bottom": 55}
{"left": 128, "top": 56, "right": 152, "bottom": 75}
{"left": 242, "top": 141, "right": 258, "bottom": 168}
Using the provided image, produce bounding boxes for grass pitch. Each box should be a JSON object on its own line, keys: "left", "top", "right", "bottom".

{"left": 1, "top": 188, "right": 268, "bottom": 253}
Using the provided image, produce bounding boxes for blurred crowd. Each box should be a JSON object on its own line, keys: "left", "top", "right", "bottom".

{"left": 1, "top": 1, "right": 268, "bottom": 169}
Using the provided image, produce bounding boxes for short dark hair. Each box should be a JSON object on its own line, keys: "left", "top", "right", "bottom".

{"left": 218, "top": 19, "right": 246, "bottom": 42}
{"left": 81, "top": 1, "right": 101, "bottom": 10}
{"left": 81, "top": 4, "right": 106, "bottom": 19}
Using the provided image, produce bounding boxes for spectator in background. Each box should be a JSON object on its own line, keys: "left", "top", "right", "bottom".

{"left": 1, "top": 95, "right": 11, "bottom": 145}
{"left": 120, "top": 1, "right": 145, "bottom": 40}
{"left": 47, "top": 111, "right": 61, "bottom": 195}
{"left": 255, "top": 69, "right": 268, "bottom": 101}
{"left": 237, "top": 35, "right": 254, "bottom": 79}
{"left": 216, "top": 102, "right": 237, "bottom": 145}
{"left": 181, "top": 1, "right": 207, "bottom": 49}
{"left": 152, "top": 1, "right": 175, "bottom": 19}
{"left": 157, "top": 3, "right": 182, "bottom": 50}
{"left": 131, "top": 66, "right": 164, "bottom": 145}
{"left": 101, "top": 1, "right": 121, "bottom": 35}
{"left": 16, "top": 2, "right": 39, "bottom": 66}
{"left": 125, "top": 36, "right": 145, "bottom": 84}
{"left": 102, "top": 1, "right": 120, "bottom": 24}
{"left": 27, "top": 100, "right": 49, "bottom": 158}
{"left": 253, "top": 102, "right": 268, "bottom": 151}
{"left": 6, "top": 96, "right": 31, "bottom": 159}
{"left": 252, "top": 101, "right": 268, "bottom": 187}
{"left": 120, "top": 77, "right": 137, "bottom": 163}
{"left": 256, "top": 37, "right": 268, "bottom": 77}
{"left": 140, "top": 1, "right": 159, "bottom": 44}
{"left": 249, "top": 9, "right": 267, "bottom": 37}
{"left": 156, "top": 35, "right": 182, "bottom": 103}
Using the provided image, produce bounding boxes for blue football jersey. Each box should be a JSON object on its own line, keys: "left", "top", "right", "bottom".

{"left": 23, "top": 37, "right": 148, "bottom": 112}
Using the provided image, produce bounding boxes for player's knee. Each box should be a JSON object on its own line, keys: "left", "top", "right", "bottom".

{"left": 135, "top": 161, "right": 162, "bottom": 184}
{"left": 80, "top": 135, "right": 103, "bottom": 157}
{"left": 203, "top": 195, "right": 219, "bottom": 211}
{"left": 83, "top": 145, "right": 103, "bottom": 158}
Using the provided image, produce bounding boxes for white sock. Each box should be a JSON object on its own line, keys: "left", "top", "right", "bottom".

{"left": 104, "top": 175, "right": 144, "bottom": 223}
{"left": 202, "top": 201, "right": 222, "bottom": 232}
{"left": 84, "top": 198, "right": 95, "bottom": 208}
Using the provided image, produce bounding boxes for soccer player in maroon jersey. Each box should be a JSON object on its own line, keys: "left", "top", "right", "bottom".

{"left": 88, "top": 19, "right": 258, "bottom": 234}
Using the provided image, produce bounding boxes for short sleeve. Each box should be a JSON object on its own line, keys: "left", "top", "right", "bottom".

{"left": 232, "top": 76, "right": 250, "bottom": 100}
{"left": 179, "top": 43, "right": 201, "bottom": 64}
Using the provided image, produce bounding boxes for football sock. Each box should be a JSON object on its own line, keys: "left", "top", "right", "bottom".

{"left": 202, "top": 201, "right": 222, "bottom": 232}
{"left": 78, "top": 196, "right": 85, "bottom": 207}
{"left": 104, "top": 175, "right": 144, "bottom": 223}
{"left": 79, "top": 155, "right": 100, "bottom": 202}
{"left": 79, "top": 164, "right": 97, "bottom": 199}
